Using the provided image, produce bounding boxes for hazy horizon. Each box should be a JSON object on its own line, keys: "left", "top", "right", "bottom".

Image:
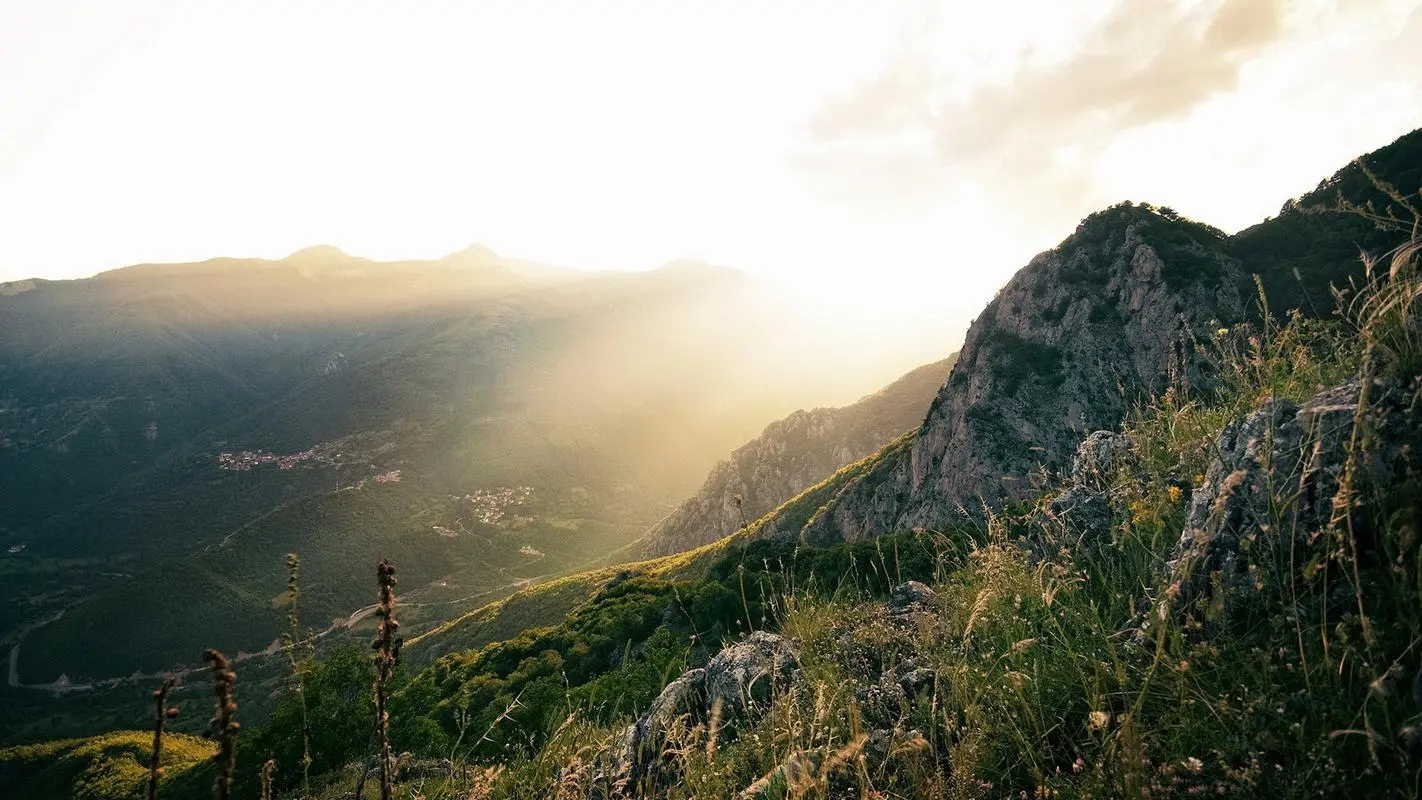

{"left": 3, "top": 0, "right": 1421, "bottom": 328}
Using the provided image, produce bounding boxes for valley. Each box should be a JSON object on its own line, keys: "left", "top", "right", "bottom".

{"left": 0, "top": 250, "right": 938, "bottom": 714}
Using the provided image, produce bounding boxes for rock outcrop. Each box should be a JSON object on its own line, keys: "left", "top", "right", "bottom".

{"left": 886, "top": 580, "right": 937, "bottom": 618}
{"left": 1030, "top": 430, "right": 1135, "bottom": 559}
{"left": 790, "top": 204, "right": 1248, "bottom": 544}
{"left": 585, "top": 587, "right": 945, "bottom": 798}
{"left": 1154, "top": 371, "right": 1422, "bottom": 628}
{"left": 639, "top": 357, "right": 956, "bottom": 556}
{"left": 742, "top": 583, "right": 942, "bottom": 798}
{"left": 589, "top": 631, "right": 801, "bottom": 798}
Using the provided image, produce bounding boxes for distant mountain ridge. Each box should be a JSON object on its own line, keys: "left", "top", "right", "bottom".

{"left": 636, "top": 355, "right": 957, "bottom": 557}
{"left": 0, "top": 245, "right": 919, "bottom": 698}
{"left": 79, "top": 241, "right": 569, "bottom": 291}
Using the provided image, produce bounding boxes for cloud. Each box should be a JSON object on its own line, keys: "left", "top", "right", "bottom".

{"left": 799, "top": 0, "right": 1287, "bottom": 224}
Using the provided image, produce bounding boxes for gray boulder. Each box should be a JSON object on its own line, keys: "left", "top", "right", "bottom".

{"left": 588, "top": 632, "right": 800, "bottom": 798}
{"left": 1032, "top": 431, "right": 1135, "bottom": 558}
{"left": 703, "top": 631, "right": 800, "bottom": 724}
{"left": 1152, "top": 373, "right": 1421, "bottom": 631}
{"left": 1072, "top": 430, "right": 1135, "bottom": 491}
{"left": 1164, "top": 398, "right": 1305, "bottom": 616}
{"left": 887, "top": 581, "right": 937, "bottom": 618}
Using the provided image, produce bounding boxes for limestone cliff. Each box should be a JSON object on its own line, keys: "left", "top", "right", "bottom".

{"left": 637, "top": 356, "right": 955, "bottom": 556}
{"left": 798, "top": 204, "right": 1249, "bottom": 543}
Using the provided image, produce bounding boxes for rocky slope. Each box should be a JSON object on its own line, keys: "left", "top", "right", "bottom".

{"left": 582, "top": 358, "right": 1422, "bottom": 798}
{"left": 635, "top": 356, "right": 955, "bottom": 557}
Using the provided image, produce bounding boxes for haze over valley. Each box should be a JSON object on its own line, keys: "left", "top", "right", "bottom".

{"left": 3, "top": 2, "right": 1422, "bottom": 799}
{"left": 0, "top": 245, "right": 943, "bottom": 687}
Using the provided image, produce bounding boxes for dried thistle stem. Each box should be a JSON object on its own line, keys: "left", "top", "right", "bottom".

{"left": 284, "top": 552, "right": 313, "bottom": 796}
{"left": 203, "top": 649, "right": 240, "bottom": 800}
{"left": 147, "top": 677, "right": 178, "bottom": 800}
{"left": 372, "top": 559, "right": 402, "bottom": 800}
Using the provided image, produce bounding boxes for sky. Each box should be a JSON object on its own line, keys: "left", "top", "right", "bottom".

{"left": 1, "top": 0, "right": 1420, "bottom": 334}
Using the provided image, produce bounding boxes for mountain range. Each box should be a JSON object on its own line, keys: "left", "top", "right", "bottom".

{"left": 1, "top": 125, "right": 1420, "bottom": 799}
{"left": 0, "top": 247, "right": 937, "bottom": 695}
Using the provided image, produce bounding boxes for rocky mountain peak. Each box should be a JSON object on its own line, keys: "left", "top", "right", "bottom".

{"left": 801, "top": 203, "right": 1248, "bottom": 543}
{"left": 283, "top": 244, "right": 354, "bottom": 263}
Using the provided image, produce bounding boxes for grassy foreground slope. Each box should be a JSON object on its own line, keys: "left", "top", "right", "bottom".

{"left": 275, "top": 230, "right": 1416, "bottom": 799}
{"left": 60, "top": 226, "right": 1408, "bottom": 800}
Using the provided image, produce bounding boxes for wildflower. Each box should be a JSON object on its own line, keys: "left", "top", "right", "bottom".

{"left": 1369, "top": 675, "right": 1393, "bottom": 698}
{"left": 1129, "top": 498, "right": 1152, "bottom": 524}
{"left": 1088, "top": 710, "right": 1111, "bottom": 731}
{"left": 1185, "top": 756, "right": 1204, "bottom": 772}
